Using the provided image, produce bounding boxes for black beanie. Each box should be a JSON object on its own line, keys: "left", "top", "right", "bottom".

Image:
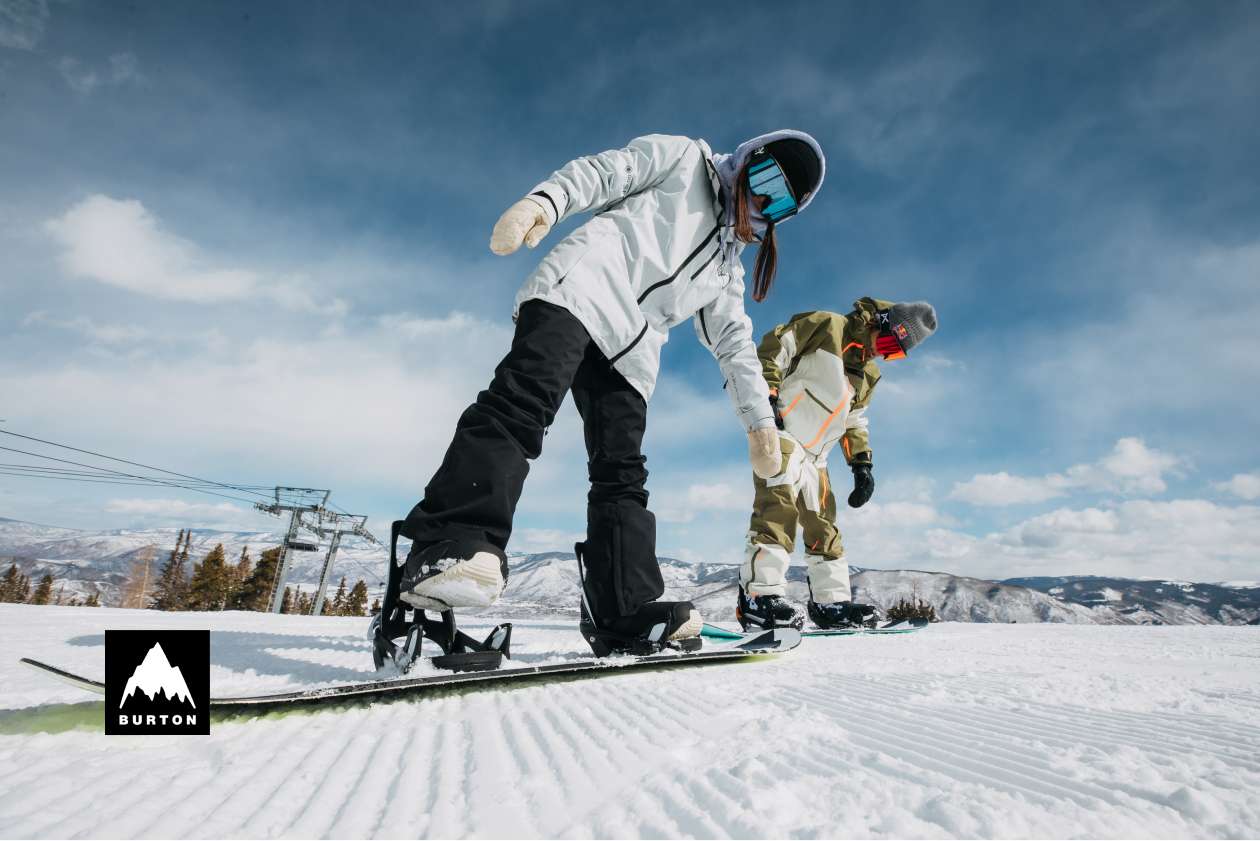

{"left": 764, "top": 138, "right": 821, "bottom": 204}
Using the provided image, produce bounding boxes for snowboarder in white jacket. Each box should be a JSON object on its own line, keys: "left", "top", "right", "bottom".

{"left": 736, "top": 298, "right": 938, "bottom": 632}
{"left": 396, "top": 131, "right": 826, "bottom": 655}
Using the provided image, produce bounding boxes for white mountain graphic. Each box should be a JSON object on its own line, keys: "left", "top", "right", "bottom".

{"left": 120, "top": 643, "right": 196, "bottom": 708}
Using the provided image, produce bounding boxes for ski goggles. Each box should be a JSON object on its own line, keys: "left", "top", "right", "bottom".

{"left": 747, "top": 151, "right": 798, "bottom": 222}
{"left": 875, "top": 310, "right": 908, "bottom": 359}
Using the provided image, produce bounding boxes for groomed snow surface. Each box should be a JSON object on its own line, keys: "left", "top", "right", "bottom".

{"left": 1, "top": 606, "right": 1258, "bottom": 839}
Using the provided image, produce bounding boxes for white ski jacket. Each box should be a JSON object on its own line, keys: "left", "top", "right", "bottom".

{"left": 512, "top": 134, "right": 774, "bottom": 433}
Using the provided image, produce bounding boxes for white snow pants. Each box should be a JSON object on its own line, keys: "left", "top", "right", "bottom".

{"left": 739, "top": 431, "right": 852, "bottom": 604}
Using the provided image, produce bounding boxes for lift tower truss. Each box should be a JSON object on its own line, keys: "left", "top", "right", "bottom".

{"left": 253, "top": 488, "right": 377, "bottom": 615}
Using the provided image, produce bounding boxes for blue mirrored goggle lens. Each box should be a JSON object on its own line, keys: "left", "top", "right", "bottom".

{"left": 748, "top": 157, "right": 798, "bottom": 221}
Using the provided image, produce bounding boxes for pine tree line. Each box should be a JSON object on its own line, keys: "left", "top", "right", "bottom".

{"left": 276, "top": 576, "right": 370, "bottom": 617}
{"left": 1, "top": 564, "right": 101, "bottom": 606}
{"left": 141, "top": 529, "right": 372, "bottom": 616}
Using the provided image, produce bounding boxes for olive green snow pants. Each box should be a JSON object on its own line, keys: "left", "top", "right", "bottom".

{"left": 741, "top": 433, "right": 852, "bottom": 604}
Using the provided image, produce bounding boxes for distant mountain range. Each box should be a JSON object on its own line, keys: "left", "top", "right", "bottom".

{"left": 1, "top": 518, "right": 1257, "bottom": 625}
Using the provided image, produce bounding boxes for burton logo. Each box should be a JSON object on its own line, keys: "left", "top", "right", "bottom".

{"left": 106, "top": 630, "right": 210, "bottom": 735}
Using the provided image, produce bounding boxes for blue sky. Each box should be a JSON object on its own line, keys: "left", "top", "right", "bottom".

{"left": 2, "top": 0, "right": 1258, "bottom": 581}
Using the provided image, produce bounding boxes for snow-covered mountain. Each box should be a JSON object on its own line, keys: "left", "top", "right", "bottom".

{"left": 0, "top": 516, "right": 385, "bottom": 605}
{"left": 1002, "top": 575, "right": 1260, "bottom": 625}
{"left": 2, "top": 517, "right": 1257, "bottom": 623}
{"left": 469, "top": 555, "right": 1260, "bottom": 625}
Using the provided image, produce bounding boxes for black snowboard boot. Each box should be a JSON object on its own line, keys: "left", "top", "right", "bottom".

{"left": 398, "top": 539, "right": 508, "bottom": 611}
{"left": 736, "top": 589, "right": 805, "bottom": 632}
{"left": 808, "top": 600, "right": 879, "bottom": 630}
{"left": 579, "top": 599, "right": 703, "bottom": 657}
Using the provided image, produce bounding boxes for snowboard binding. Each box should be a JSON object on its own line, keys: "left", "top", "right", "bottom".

{"left": 575, "top": 542, "right": 703, "bottom": 658}
{"left": 371, "top": 521, "right": 512, "bottom": 674}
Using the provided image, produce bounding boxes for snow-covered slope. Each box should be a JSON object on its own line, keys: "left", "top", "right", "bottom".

{"left": 2, "top": 604, "right": 1258, "bottom": 838}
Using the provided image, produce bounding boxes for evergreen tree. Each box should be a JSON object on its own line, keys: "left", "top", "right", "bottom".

{"left": 232, "top": 546, "right": 252, "bottom": 605}
{"left": 0, "top": 564, "right": 19, "bottom": 603}
{"left": 231, "top": 546, "right": 281, "bottom": 611}
{"left": 178, "top": 529, "right": 192, "bottom": 573}
{"left": 30, "top": 574, "right": 54, "bottom": 605}
{"left": 344, "top": 580, "right": 369, "bottom": 617}
{"left": 295, "top": 587, "right": 313, "bottom": 616}
{"left": 280, "top": 585, "right": 293, "bottom": 614}
{"left": 85, "top": 592, "right": 101, "bottom": 607}
{"left": 186, "top": 544, "right": 234, "bottom": 611}
{"left": 18, "top": 573, "right": 30, "bottom": 603}
{"left": 151, "top": 529, "right": 192, "bottom": 610}
{"left": 370, "top": 597, "right": 381, "bottom": 614}
{"left": 885, "top": 594, "right": 938, "bottom": 622}
{"left": 331, "top": 577, "right": 347, "bottom": 615}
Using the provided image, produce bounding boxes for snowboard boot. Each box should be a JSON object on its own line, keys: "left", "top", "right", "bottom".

{"left": 398, "top": 538, "right": 508, "bottom": 611}
{"left": 574, "top": 541, "right": 701, "bottom": 657}
{"left": 808, "top": 599, "right": 879, "bottom": 630}
{"left": 736, "top": 589, "right": 805, "bottom": 632}
{"left": 579, "top": 599, "right": 703, "bottom": 657}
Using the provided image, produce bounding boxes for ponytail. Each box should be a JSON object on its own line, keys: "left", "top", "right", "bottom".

{"left": 732, "top": 164, "right": 778, "bottom": 302}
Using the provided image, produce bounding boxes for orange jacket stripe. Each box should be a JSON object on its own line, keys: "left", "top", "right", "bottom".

{"left": 801, "top": 380, "right": 850, "bottom": 450}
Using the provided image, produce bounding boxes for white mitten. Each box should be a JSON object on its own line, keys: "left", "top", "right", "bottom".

{"left": 747, "top": 427, "right": 782, "bottom": 480}
{"left": 489, "top": 198, "right": 551, "bottom": 255}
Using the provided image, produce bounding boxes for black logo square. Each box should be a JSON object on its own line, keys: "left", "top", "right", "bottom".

{"left": 105, "top": 630, "right": 210, "bottom": 735}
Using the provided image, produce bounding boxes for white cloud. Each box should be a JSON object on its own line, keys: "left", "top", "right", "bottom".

{"left": 1216, "top": 473, "right": 1260, "bottom": 501}
{"left": 910, "top": 499, "right": 1260, "bottom": 582}
{"left": 847, "top": 500, "right": 951, "bottom": 530}
{"left": 507, "top": 528, "right": 586, "bottom": 555}
{"left": 687, "top": 482, "right": 748, "bottom": 510}
{"left": 103, "top": 498, "right": 263, "bottom": 530}
{"left": 43, "top": 195, "right": 341, "bottom": 311}
{"left": 657, "top": 482, "right": 751, "bottom": 524}
{"left": 0, "top": 0, "right": 50, "bottom": 50}
{"left": 1, "top": 309, "right": 517, "bottom": 502}
{"left": 949, "top": 471, "right": 1068, "bottom": 506}
{"left": 879, "top": 476, "right": 937, "bottom": 504}
{"left": 45, "top": 196, "right": 257, "bottom": 302}
{"left": 951, "top": 438, "right": 1182, "bottom": 506}
{"left": 55, "top": 53, "right": 148, "bottom": 95}
{"left": 23, "top": 312, "right": 149, "bottom": 345}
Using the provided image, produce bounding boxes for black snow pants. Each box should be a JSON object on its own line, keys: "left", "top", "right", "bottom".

{"left": 402, "top": 299, "right": 665, "bottom": 619}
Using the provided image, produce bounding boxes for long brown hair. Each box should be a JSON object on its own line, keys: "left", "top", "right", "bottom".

{"left": 733, "top": 163, "right": 778, "bottom": 302}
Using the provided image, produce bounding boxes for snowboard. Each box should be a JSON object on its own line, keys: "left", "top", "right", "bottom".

{"left": 20, "top": 626, "right": 801, "bottom": 712}
{"left": 701, "top": 617, "right": 930, "bottom": 640}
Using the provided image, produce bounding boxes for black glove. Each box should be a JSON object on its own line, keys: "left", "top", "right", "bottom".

{"left": 769, "top": 395, "right": 785, "bottom": 430}
{"left": 848, "top": 462, "right": 874, "bottom": 508}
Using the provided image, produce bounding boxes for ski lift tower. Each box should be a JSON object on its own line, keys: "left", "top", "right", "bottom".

{"left": 303, "top": 510, "right": 377, "bottom": 616}
{"left": 254, "top": 487, "right": 378, "bottom": 615}
{"left": 254, "top": 487, "right": 330, "bottom": 613}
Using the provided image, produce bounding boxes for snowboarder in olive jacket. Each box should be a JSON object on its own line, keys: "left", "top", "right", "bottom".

{"left": 736, "top": 297, "right": 938, "bottom": 632}
{"left": 394, "top": 131, "right": 826, "bottom": 656}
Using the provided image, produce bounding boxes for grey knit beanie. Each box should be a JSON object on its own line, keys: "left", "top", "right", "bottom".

{"left": 887, "top": 301, "right": 937, "bottom": 352}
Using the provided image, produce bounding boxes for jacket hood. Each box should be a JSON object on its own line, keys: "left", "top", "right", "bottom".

{"left": 711, "top": 129, "right": 826, "bottom": 220}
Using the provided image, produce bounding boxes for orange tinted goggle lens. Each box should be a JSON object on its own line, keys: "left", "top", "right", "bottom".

{"left": 876, "top": 334, "right": 906, "bottom": 359}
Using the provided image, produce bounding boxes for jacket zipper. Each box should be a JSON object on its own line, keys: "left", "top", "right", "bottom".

{"left": 609, "top": 322, "right": 649, "bottom": 364}
{"left": 636, "top": 225, "right": 720, "bottom": 304}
